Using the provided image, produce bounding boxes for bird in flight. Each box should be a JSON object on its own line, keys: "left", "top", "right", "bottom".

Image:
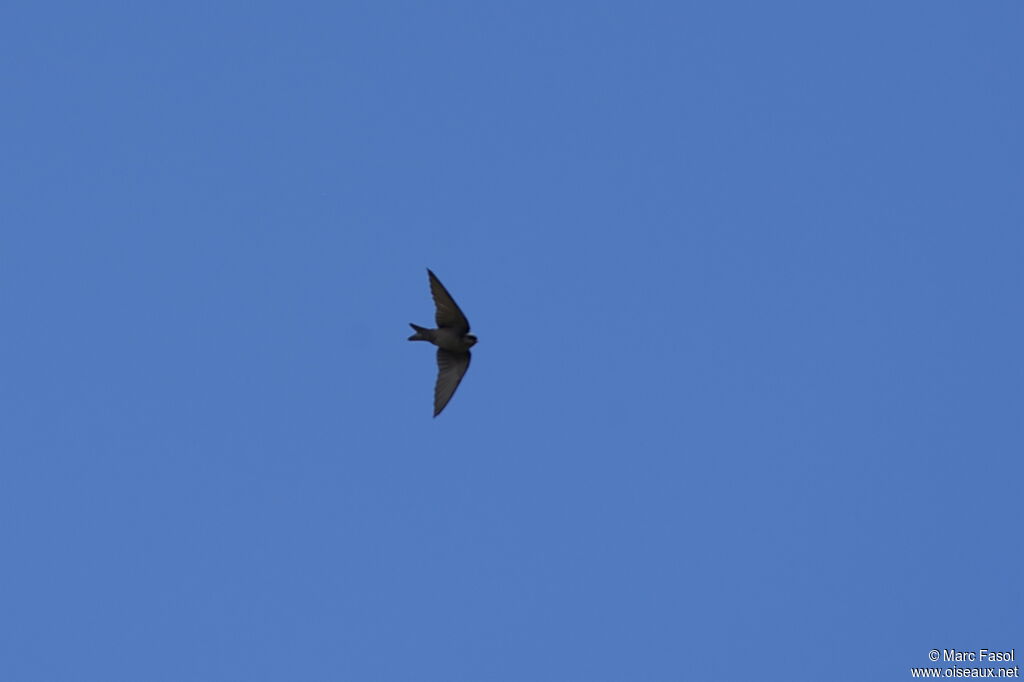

{"left": 408, "top": 269, "right": 478, "bottom": 417}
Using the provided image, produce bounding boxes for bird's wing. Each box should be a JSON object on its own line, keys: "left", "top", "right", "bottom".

{"left": 428, "top": 269, "right": 470, "bottom": 334}
{"left": 434, "top": 349, "right": 471, "bottom": 417}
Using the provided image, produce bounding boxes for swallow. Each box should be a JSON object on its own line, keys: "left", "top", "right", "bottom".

{"left": 408, "top": 269, "right": 478, "bottom": 417}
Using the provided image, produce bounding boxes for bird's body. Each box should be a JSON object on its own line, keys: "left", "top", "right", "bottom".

{"left": 407, "top": 324, "right": 476, "bottom": 353}
{"left": 408, "top": 269, "right": 477, "bottom": 417}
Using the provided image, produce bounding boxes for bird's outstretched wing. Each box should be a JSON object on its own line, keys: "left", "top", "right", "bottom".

{"left": 428, "top": 269, "right": 470, "bottom": 334}
{"left": 434, "top": 349, "right": 471, "bottom": 417}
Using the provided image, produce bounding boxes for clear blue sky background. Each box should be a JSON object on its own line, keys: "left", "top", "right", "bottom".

{"left": 2, "top": 3, "right": 1021, "bottom": 681}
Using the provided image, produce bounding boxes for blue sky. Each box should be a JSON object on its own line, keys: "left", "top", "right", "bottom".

{"left": 2, "top": 3, "right": 1021, "bottom": 681}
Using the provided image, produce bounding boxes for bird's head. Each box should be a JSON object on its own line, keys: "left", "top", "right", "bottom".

{"left": 465, "top": 334, "right": 478, "bottom": 348}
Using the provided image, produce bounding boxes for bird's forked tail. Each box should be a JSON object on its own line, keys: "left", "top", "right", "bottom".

{"left": 408, "top": 323, "right": 432, "bottom": 341}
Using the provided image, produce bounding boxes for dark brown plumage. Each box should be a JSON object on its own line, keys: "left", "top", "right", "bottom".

{"left": 408, "top": 269, "right": 477, "bottom": 416}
